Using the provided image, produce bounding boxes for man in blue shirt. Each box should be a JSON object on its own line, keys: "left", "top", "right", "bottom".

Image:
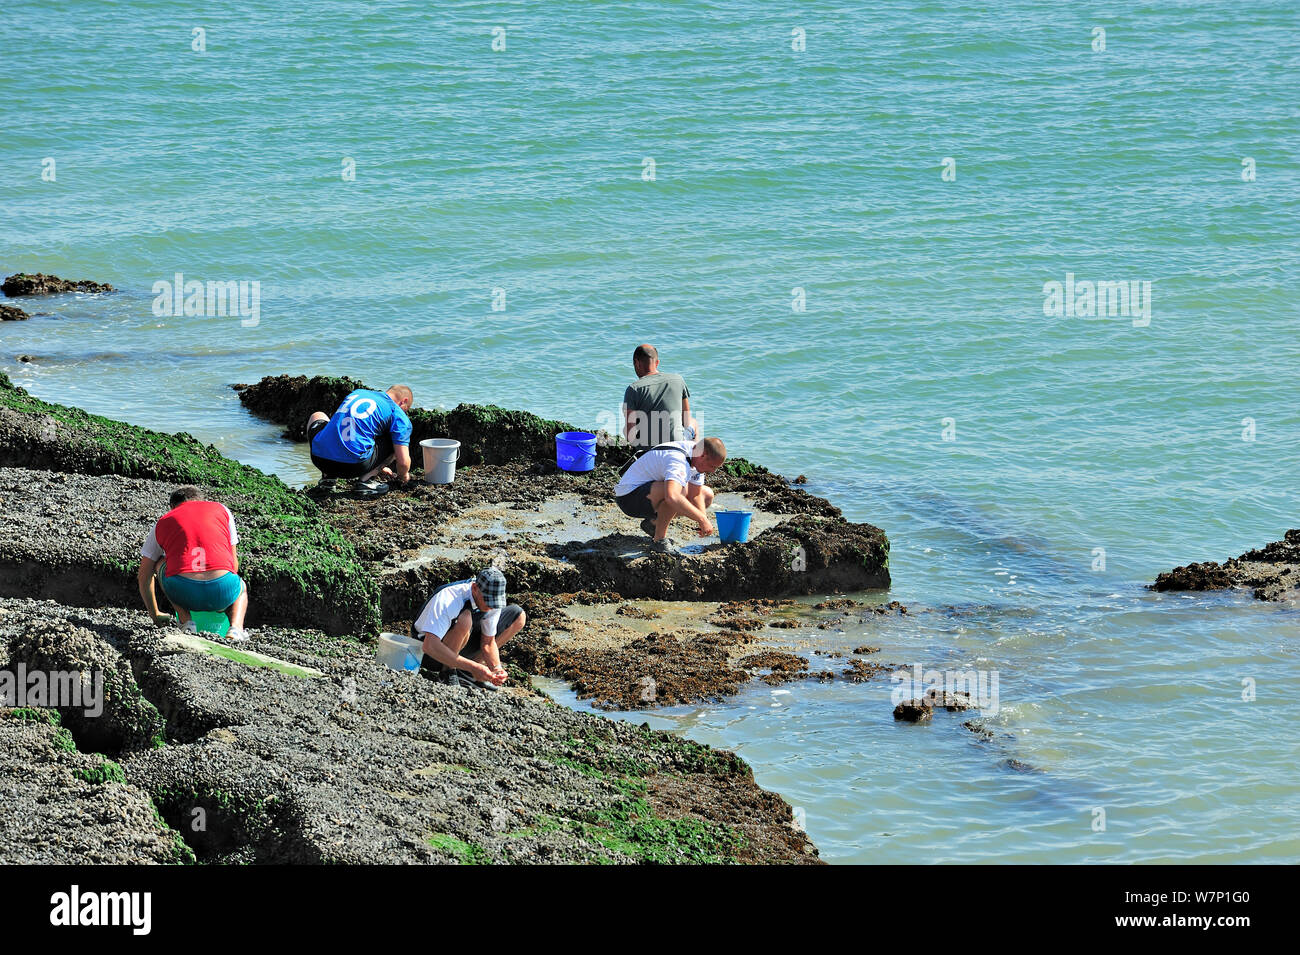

{"left": 306, "top": 385, "right": 414, "bottom": 490}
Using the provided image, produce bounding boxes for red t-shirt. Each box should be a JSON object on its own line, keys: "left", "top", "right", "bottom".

{"left": 147, "top": 501, "right": 238, "bottom": 576}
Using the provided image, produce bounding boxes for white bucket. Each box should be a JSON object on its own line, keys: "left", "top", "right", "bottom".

{"left": 420, "top": 438, "right": 461, "bottom": 484}
{"left": 377, "top": 632, "right": 424, "bottom": 673}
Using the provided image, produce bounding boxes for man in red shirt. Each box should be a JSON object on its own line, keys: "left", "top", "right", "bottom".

{"left": 137, "top": 485, "right": 250, "bottom": 642}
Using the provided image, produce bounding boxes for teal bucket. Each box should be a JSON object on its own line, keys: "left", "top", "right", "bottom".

{"left": 715, "top": 510, "right": 753, "bottom": 543}
{"left": 186, "top": 610, "right": 229, "bottom": 637}
{"left": 556, "top": 431, "right": 596, "bottom": 472}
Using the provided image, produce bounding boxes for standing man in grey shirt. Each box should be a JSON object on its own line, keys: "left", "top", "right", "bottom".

{"left": 622, "top": 343, "right": 696, "bottom": 450}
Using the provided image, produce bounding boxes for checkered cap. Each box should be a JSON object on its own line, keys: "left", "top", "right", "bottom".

{"left": 475, "top": 567, "right": 507, "bottom": 609}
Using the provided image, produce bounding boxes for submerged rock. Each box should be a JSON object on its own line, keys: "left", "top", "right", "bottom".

{"left": 893, "top": 689, "right": 977, "bottom": 722}
{"left": 2, "top": 273, "right": 113, "bottom": 296}
{"left": 1153, "top": 530, "right": 1300, "bottom": 601}
{"left": 0, "top": 304, "right": 29, "bottom": 321}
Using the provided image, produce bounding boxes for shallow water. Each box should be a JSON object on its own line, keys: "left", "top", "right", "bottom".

{"left": 3, "top": 0, "right": 1298, "bottom": 862}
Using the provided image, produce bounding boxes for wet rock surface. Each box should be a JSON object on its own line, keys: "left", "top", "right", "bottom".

{"left": 323, "top": 460, "right": 888, "bottom": 611}
{"left": 8, "top": 619, "right": 165, "bottom": 754}
{"left": 893, "top": 689, "right": 978, "bottom": 722}
{"left": 234, "top": 375, "right": 889, "bottom": 607}
{"left": 2, "top": 272, "right": 113, "bottom": 296}
{"left": 0, "top": 598, "right": 818, "bottom": 864}
{"left": 1153, "top": 529, "right": 1300, "bottom": 601}
{"left": 510, "top": 592, "right": 902, "bottom": 708}
{"left": 0, "top": 466, "right": 368, "bottom": 635}
{"left": 0, "top": 376, "right": 379, "bottom": 635}
{"left": 0, "top": 304, "right": 29, "bottom": 321}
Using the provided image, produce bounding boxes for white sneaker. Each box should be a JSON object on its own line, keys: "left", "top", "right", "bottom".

{"left": 182, "top": 620, "right": 198, "bottom": 635}
{"left": 226, "top": 627, "right": 250, "bottom": 643}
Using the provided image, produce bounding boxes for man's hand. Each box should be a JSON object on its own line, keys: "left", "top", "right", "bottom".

{"left": 152, "top": 612, "right": 173, "bottom": 627}
{"left": 469, "top": 660, "right": 503, "bottom": 684}
{"left": 490, "top": 665, "right": 508, "bottom": 686}
{"left": 697, "top": 518, "right": 714, "bottom": 537}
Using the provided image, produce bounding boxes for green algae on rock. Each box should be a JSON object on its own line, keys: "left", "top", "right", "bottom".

{"left": 0, "top": 375, "right": 379, "bottom": 636}
{"left": 237, "top": 373, "right": 622, "bottom": 467}
{"left": 0, "top": 597, "right": 819, "bottom": 865}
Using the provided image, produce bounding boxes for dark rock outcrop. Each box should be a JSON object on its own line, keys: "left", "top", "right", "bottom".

{"left": 0, "top": 375, "right": 380, "bottom": 636}
{"left": 237, "top": 374, "right": 611, "bottom": 468}
{"left": 0, "top": 304, "right": 29, "bottom": 321}
{"left": 1153, "top": 530, "right": 1300, "bottom": 601}
{"left": 2, "top": 273, "right": 113, "bottom": 296}
{"left": 893, "top": 689, "right": 977, "bottom": 722}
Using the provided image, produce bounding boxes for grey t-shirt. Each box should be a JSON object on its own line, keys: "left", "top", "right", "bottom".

{"left": 623, "top": 372, "right": 691, "bottom": 448}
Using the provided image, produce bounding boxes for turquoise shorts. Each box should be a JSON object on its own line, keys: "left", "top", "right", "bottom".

{"left": 161, "top": 572, "right": 245, "bottom": 613}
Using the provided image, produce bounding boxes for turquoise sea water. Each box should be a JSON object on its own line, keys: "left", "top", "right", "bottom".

{"left": 3, "top": 1, "right": 1298, "bottom": 863}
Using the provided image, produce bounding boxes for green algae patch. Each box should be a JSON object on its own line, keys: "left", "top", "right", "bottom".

{"left": 426, "top": 833, "right": 487, "bottom": 864}
{"left": 5, "top": 706, "right": 62, "bottom": 726}
{"left": 162, "top": 632, "right": 323, "bottom": 678}
{"left": 237, "top": 374, "right": 618, "bottom": 468}
{"left": 75, "top": 758, "right": 127, "bottom": 785}
{"left": 718, "top": 457, "right": 766, "bottom": 479}
{"left": 539, "top": 732, "right": 749, "bottom": 863}
{"left": 573, "top": 793, "right": 743, "bottom": 864}
{"left": 0, "top": 373, "right": 306, "bottom": 501}
{"left": 149, "top": 801, "right": 198, "bottom": 866}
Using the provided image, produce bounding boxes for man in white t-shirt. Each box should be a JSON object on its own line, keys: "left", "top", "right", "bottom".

{"left": 613, "top": 436, "right": 727, "bottom": 554}
{"left": 409, "top": 567, "right": 526, "bottom": 690}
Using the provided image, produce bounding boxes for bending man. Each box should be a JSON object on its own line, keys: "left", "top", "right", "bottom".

{"left": 614, "top": 437, "right": 726, "bottom": 554}
{"left": 307, "top": 384, "right": 414, "bottom": 491}
{"left": 138, "top": 485, "right": 250, "bottom": 642}
{"left": 410, "top": 568, "right": 526, "bottom": 691}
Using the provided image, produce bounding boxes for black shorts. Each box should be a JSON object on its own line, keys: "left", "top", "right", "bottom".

{"left": 308, "top": 417, "right": 395, "bottom": 479}
{"left": 616, "top": 481, "right": 657, "bottom": 520}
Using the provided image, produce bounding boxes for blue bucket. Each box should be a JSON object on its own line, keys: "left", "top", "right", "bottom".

{"left": 556, "top": 431, "right": 597, "bottom": 472}
{"left": 715, "top": 509, "right": 753, "bottom": 543}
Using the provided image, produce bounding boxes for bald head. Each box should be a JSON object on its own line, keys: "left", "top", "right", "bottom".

{"left": 386, "top": 384, "right": 413, "bottom": 410}
{"left": 633, "top": 344, "right": 659, "bottom": 377}
{"left": 694, "top": 437, "right": 727, "bottom": 473}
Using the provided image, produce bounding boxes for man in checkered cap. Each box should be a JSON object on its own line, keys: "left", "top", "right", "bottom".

{"left": 410, "top": 567, "right": 525, "bottom": 691}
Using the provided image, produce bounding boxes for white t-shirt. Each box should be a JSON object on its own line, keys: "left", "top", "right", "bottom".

{"left": 140, "top": 504, "right": 239, "bottom": 560}
{"left": 614, "top": 441, "right": 706, "bottom": 498}
{"left": 413, "top": 580, "right": 500, "bottom": 639}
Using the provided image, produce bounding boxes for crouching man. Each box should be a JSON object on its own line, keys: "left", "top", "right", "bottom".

{"left": 410, "top": 567, "right": 526, "bottom": 691}
{"left": 613, "top": 437, "right": 727, "bottom": 555}
{"left": 138, "top": 485, "right": 250, "bottom": 642}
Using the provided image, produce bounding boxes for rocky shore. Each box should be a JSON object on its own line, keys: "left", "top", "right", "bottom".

{"left": 0, "top": 371, "right": 899, "bottom": 863}
{"left": 1, "top": 597, "right": 817, "bottom": 864}
{"left": 1152, "top": 530, "right": 1300, "bottom": 602}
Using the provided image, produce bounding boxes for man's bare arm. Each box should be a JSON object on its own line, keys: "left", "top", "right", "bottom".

{"left": 137, "top": 558, "right": 170, "bottom": 625}
{"left": 393, "top": 445, "right": 412, "bottom": 482}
